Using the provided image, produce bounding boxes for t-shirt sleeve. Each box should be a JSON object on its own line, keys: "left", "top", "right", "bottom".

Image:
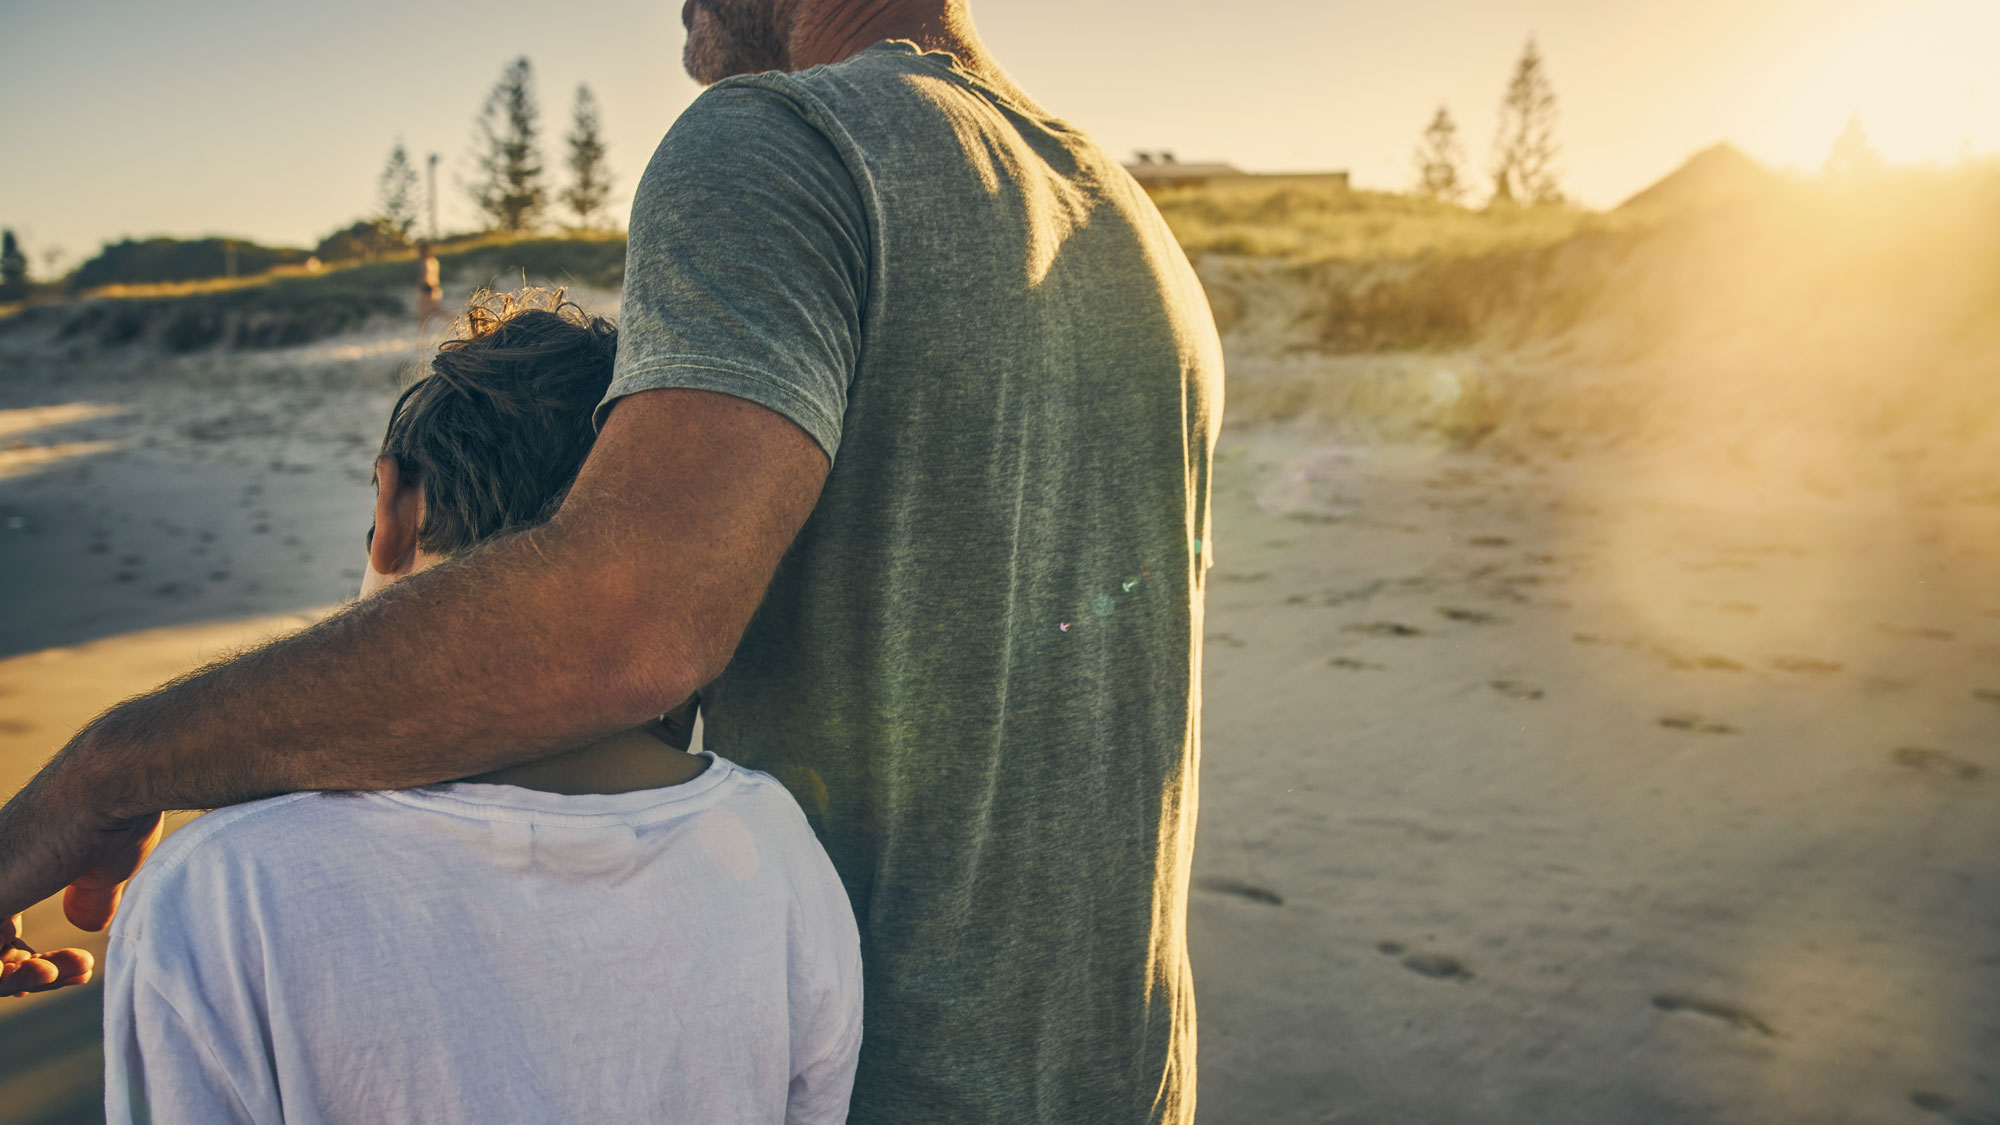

{"left": 103, "top": 918, "right": 272, "bottom": 1125}
{"left": 103, "top": 968, "right": 261, "bottom": 1125}
{"left": 598, "top": 80, "right": 871, "bottom": 464}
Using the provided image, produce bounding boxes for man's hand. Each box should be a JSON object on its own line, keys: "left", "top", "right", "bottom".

{"left": 62, "top": 808, "right": 166, "bottom": 934}
{"left": 0, "top": 755, "right": 164, "bottom": 995}
{"left": 2, "top": 919, "right": 94, "bottom": 997}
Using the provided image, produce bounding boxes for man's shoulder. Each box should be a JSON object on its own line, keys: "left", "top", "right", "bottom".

{"left": 672, "top": 42, "right": 939, "bottom": 147}
{"left": 705, "top": 41, "right": 926, "bottom": 103}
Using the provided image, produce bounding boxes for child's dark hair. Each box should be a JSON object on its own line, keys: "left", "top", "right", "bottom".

{"left": 377, "top": 289, "right": 617, "bottom": 555}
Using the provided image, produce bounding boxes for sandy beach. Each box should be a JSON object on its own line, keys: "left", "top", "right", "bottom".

{"left": 2, "top": 290, "right": 1997, "bottom": 1124}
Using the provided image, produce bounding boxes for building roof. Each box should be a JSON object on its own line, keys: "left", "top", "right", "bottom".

{"left": 1123, "top": 152, "right": 1244, "bottom": 183}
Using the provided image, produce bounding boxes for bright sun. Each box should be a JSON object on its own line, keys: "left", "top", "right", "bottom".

{"left": 1763, "top": 0, "right": 2000, "bottom": 170}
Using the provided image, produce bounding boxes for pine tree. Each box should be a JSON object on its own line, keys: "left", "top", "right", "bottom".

{"left": 1413, "top": 106, "right": 1468, "bottom": 203}
{"left": 377, "top": 141, "right": 421, "bottom": 241}
{"left": 1824, "top": 115, "right": 1884, "bottom": 180}
{"left": 1490, "top": 38, "right": 1563, "bottom": 206}
{"left": 468, "top": 57, "right": 548, "bottom": 233}
{"left": 0, "top": 230, "right": 27, "bottom": 300}
{"left": 562, "top": 84, "right": 615, "bottom": 230}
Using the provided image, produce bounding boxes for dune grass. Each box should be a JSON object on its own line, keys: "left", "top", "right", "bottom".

{"left": 1199, "top": 161, "right": 2000, "bottom": 497}
{"left": 1151, "top": 182, "right": 1626, "bottom": 263}
{"left": 0, "top": 235, "right": 631, "bottom": 354}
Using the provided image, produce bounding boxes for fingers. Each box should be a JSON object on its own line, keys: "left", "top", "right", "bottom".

{"left": 0, "top": 946, "right": 94, "bottom": 997}
{"left": 43, "top": 947, "right": 93, "bottom": 987}
{"left": 63, "top": 879, "right": 128, "bottom": 935}
{"left": 62, "top": 813, "right": 164, "bottom": 933}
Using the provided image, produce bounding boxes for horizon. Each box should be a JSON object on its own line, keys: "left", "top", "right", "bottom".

{"left": 3, "top": 0, "right": 1995, "bottom": 271}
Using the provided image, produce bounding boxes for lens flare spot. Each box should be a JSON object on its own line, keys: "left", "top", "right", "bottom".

{"left": 695, "top": 806, "right": 760, "bottom": 881}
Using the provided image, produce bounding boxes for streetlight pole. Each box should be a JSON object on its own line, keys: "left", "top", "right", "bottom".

{"left": 427, "top": 153, "right": 441, "bottom": 242}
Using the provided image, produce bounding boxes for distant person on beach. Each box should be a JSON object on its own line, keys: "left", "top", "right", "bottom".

{"left": 415, "top": 241, "right": 443, "bottom": 322}
{"left": 100, "top": 294, "right": 863, "bottom": 1122}
{"left": 0, "top": 1, "right": 1220, "bottom": 1121}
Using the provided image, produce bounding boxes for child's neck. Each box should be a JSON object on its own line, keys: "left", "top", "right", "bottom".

{"left": 465, "top": 725, "right": 708, "bottom": 795}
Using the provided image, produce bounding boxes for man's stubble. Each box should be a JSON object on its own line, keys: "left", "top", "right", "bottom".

{"left": 683, "top": 0, "right": 793, "bottom": 85}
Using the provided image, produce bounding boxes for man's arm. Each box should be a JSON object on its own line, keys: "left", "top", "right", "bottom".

{"left": 0, "top": 388, "right": 828, "bottom": 938}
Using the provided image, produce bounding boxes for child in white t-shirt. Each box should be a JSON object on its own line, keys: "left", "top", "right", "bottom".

{"left": 102, "top": 292, "right": 863, "bottom": 1124}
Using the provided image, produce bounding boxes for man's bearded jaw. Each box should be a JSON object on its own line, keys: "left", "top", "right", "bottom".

{"left": 683, "top": 0, "right": 790, "bottom": 84}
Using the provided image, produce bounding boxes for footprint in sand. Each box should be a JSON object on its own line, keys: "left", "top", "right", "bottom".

{"left": 1345, "top": 621, "right": 1424, "bottom": 638}
{"left": 1973, "top": 690, "right": 2000, "bottom": 706}
{"left": 1651, "top": 994, "right": 1776, "bottom": 1037}
{"left": 1892, "top": 747, "right": 1984, "bottom": 783}
{"left": 1490, "top": 680, "right": 1544, "bottom": 700}
{"left": 1328, "top": 657, "right": 1383, "bottom": 671}
{"left": 1660, "top": 714, "right": 1738, "bottom": 735}
{"left": 1377, "top": 942, "right": 1473, "bottom": 982}
{"left": 1438, "top": 607, "right": 1501, "bottom": 625}
{"left": 1877, "top": 623, "right": 1956, "bottom": 641}
{"left": 1657, "top": 650, "right": 1743, "bottom": 672}
{"left": 1468, "top": 536, "right": 1511, "bottom": 548}
{"left": 1771, "top": 655, "right": 1844, "bottom": 675}
{"left": 1197, "top": 878, "right": 1284, "bottom": 906}
{"left": 1909, "top": 1090, "right": 2000, "bottom": 1125}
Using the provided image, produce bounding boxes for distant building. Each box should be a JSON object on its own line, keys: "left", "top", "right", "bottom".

{"left": 1123, "top": 151, "right": 1351, "bottom": 193}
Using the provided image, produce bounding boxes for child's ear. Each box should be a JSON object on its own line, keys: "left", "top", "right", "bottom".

{"left": 369, "top": 456, "right": 423, "bottom": 579}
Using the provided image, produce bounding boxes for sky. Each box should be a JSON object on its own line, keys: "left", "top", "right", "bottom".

{"left": 2, "top": 0, "right": 1995, "bottom": 274}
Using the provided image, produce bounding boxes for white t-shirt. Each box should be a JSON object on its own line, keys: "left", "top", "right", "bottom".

{"left": 102, "top": 753, "right": 863, "bottom": 1124}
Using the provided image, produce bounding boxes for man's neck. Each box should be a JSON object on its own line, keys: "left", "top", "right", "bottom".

{"left": 787, "top": 0, "right": 1043, "bottom": 113}
{"left": 466, "top": 726, "right": 707, "bottom": 796}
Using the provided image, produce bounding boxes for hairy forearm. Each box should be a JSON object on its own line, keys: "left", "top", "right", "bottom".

{"left": 50, "top": 518, "right": 696, "bottom": 819}
{"left": 19, "top": 387, "right": 823, "bottom": 831}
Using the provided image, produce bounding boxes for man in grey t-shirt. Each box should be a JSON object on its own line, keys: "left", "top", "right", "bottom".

{"left": 0, "top": 2, "right": 1219, "bottom": 1121}
{"left": 618, "top": 14, "right": 1223, "bottom": 1119}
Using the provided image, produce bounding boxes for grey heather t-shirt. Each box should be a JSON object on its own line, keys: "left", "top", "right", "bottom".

{"left": 603, "top": 41, "right": 1221, "bottom": 1124}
